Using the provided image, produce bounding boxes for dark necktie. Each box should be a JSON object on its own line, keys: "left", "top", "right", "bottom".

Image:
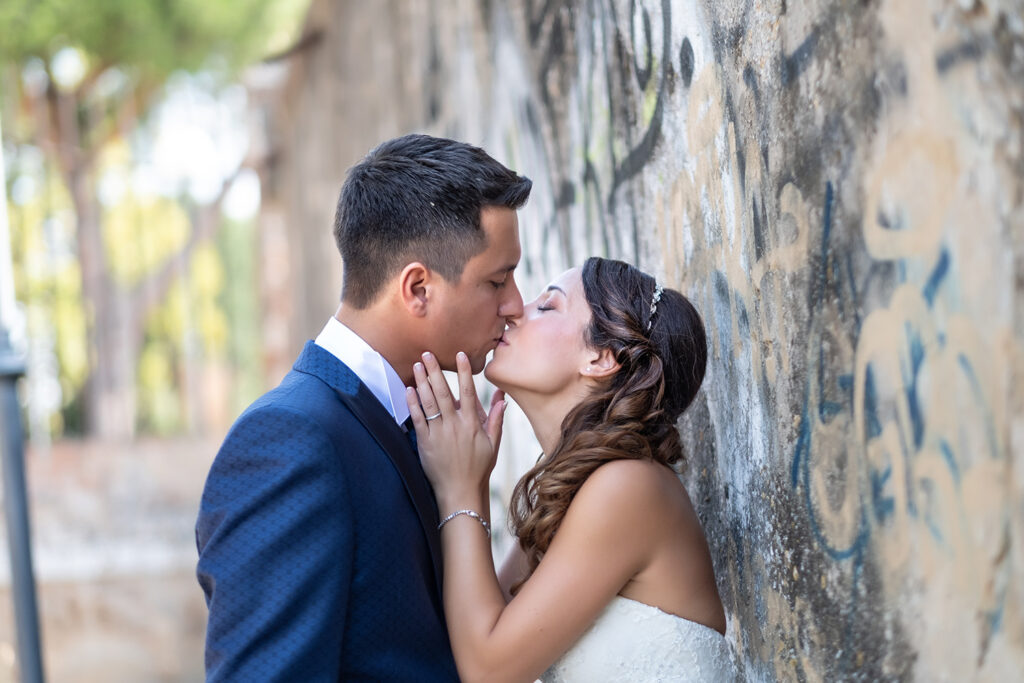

{"left": 403, "top": 416, "right": 418, "bottom": 453}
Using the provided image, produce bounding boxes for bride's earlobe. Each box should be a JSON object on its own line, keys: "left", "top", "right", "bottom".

{"left": 583, "top": 348, "right": 620, "bottom": 379}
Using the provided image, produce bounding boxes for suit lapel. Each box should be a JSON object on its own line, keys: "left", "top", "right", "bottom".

{"left": 293, "top": 342, "right": 444, "bottom": 597}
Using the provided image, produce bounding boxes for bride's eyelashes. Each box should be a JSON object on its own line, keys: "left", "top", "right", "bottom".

{"left": 535, "top": 294, "right": 559, "bottom": 312}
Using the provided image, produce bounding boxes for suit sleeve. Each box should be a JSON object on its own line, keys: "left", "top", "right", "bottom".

{"left": 196, "top": 406, "right": 353, "bottom": 682}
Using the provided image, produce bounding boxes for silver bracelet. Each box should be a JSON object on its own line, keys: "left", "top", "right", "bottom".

{"left": 438, "top": 509, "right": 491, "bottom": 538}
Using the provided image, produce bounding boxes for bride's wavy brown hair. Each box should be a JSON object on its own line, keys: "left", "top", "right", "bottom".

{"left": 509, "top": 257, "right": 707, "bottom": 591}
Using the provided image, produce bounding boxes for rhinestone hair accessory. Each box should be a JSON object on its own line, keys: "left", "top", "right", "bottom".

{"left": 646, "top": 283, "right": 664, "bottom": 331}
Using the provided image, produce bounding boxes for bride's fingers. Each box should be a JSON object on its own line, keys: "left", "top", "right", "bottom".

{"left": 478, "top": 388, "right": 499, "bottom": 427}
{"left": 474, "top": 392, "right": 487, "bottom": 424}
{"left": 421, "top": 352, "right": 456, "bottom": 418}
{"left": 485, "top": 389, "right": 506, "bottom": 446}
{"left": 455, "top": 352, "right": 480, "bottom": 424}
{"left": 413, "top": 361, "right": 440, "bottom": 425}
{"left": 405, "top": 386, "right": 427, "bottom": 434}
{"left": 489, "top": 389, "right": 505, "bottom": 411}
{"left": 485, "top": 396, "right": 507, "bottom": 447}
{"left": 475, "top": 387, "right": 502, "bottom": 424}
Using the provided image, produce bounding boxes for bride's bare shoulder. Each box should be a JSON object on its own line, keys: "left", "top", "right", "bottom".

{"left": 567, "top": 459, "right": 688, "bottom": 525}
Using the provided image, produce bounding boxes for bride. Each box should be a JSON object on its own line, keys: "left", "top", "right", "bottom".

{"left": 407, "top": 256, "right": 734, "bottom": 682}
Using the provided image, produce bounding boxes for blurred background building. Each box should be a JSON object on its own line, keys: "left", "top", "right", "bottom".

{"left": 1, "top": 0, "right": 1023, "bottom": 680}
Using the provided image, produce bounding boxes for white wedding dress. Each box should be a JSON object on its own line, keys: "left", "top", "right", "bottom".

{"left": 541, "top": 596, "right": 736, "bottom": 682}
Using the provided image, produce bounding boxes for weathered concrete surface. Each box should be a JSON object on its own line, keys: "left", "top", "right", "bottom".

{"left": 260, "top": 0, "right": 1024, "bottom": 679}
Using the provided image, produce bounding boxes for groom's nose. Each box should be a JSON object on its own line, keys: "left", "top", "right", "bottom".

{"left": 498, "top": 276, "right": 524, "bottom": 320}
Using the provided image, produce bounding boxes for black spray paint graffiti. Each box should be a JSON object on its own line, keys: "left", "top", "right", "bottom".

{"left": 496, "top": 2, "right": 1015, "bottom": 676}
{"left": 524, "top": 0, "right": 677, "bottom": 263}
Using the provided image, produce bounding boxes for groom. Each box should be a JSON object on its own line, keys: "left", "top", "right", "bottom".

{"left": 195, "top": 134, "right": 531, "bottom": 681}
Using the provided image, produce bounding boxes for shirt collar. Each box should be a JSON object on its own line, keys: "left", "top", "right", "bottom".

{"left": 314, "top": 317, "right": 410, "bottom": 426}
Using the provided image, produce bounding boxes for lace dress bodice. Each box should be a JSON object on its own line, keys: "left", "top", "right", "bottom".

{"left": 541, "top": 596, "right": 735, "bottom": 682}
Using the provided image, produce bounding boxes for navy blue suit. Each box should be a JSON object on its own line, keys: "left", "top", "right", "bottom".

{"left": 196, "top": 342, "right": 459, "bottom": 681}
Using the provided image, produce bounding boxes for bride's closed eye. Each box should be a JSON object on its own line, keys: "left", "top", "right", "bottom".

{"left": 536, "top": 296, "right": 558, "bottom": 312}
{"left": 536, "top": 283, "right": 565, "bottom": 312}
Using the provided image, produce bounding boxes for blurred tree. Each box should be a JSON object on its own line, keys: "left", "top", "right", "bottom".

{"left": 0, "top": 0, "right": 300, "bottom": 437}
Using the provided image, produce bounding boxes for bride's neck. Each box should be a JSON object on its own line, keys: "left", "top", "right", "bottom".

{"left": 508, "top": 388, "right": 587, "bottom": 456}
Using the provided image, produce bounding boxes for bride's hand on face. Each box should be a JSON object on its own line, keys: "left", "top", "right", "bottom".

{"left": 406, "top": 351, "right": 507, "bottom": 505}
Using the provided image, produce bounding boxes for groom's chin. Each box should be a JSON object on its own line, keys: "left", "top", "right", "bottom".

{"left": 468, "top": 353, "right": 488, "bottom": 375}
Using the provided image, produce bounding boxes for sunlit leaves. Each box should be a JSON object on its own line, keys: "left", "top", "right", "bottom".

{"left": 103, "top": 194, "right": 190, "bottom": 286}
{"left": 0, "top": 0, "right": 312, "bottom": 436}
{"left": 137, "top": 241, "right": 231, "bottom": 433}
{"left": 137, "top": 340, "right": 179, "bottom": 434}
{"left": 0, "top": 0, "right": 284, "bottom": 78}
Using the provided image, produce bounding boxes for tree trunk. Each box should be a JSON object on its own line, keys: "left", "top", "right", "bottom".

{"left": 47, "top": 81, "right": 238, "bottom": 439}
{"left": 48, "top": 81, "right": 142, "bottom": 440}
{"left": 68, "top": 166, "right": 137, "bottom": 439}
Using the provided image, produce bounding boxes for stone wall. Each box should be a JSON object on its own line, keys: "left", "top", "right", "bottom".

{"left": 0, "top": 439, "right": 211, "bottom": 681}
{"left": 261, "top": 0, "right": 1024, "bottom": 679}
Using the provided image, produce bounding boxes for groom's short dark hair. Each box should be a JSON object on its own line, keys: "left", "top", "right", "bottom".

{"left": 334, "top": 134, "right": 532, "bottom": 308}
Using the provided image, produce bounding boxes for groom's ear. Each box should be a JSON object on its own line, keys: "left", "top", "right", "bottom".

{"left": 582, "top": 347, "right": 620, "bottom": 379}
{"left": 398, "top": 262, "right": 431, "bottom": 317}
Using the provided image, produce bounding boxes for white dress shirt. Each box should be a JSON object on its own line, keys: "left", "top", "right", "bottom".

{"left": 314, "top": 317, "right": 411, "bottom": 426}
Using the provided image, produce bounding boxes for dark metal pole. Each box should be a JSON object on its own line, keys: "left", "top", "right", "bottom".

{"left": 0, "top": 330, "right": 44, "bottom": 681}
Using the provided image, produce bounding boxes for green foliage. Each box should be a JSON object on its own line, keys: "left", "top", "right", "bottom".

{"left": 6, "top": 163, "right": 90, "bottom": 409}
{"left": 103, "top": 193, "right": 190, "bottom": 286}
{"left": 6, "top": 128, "right": 270, "bottom": 436}
{"left": 135, "top": 221, "right": 258, "bottom": 435}
{"left": 0, "top": 0, "right": 283, "bottom": 77}
{"left": 137, "top": 338, "right": 180, "bottom": 434}
{"left": 1, "top": 0, "right": 311, "bottom": 437}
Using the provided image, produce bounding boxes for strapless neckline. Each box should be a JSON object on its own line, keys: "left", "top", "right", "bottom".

{"left": 612, "top": 595, "right": 726, "bottom": 638}
{"left": 541, "top": 593, "right": 735, "bottom": 682}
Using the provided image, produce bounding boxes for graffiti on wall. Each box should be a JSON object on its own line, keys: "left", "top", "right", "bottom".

{"left": 485, "top": 1, "right": 1021, "bottom": 680}
{"left": 275, "top": 0, "right": 1023, "bottom": 679}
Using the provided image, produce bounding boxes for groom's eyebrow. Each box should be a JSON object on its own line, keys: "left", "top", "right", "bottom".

{"left": 490, "top": 264, "right": 518, "bottom": 276}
